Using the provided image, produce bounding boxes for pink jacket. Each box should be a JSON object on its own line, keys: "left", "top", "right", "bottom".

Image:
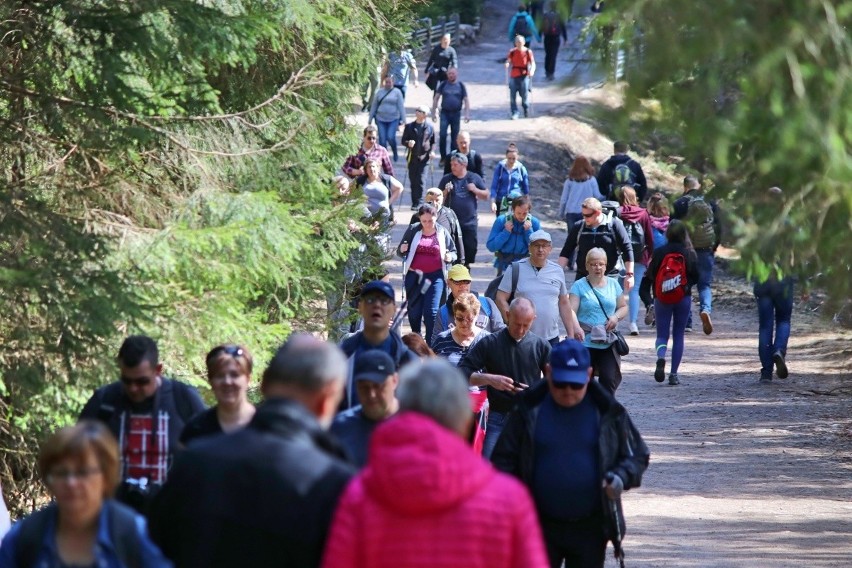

{"left": 619, "top": 205, "right": 656, "bottom": 266}
{"left": 321, "top": 412, "right": 548, "bottom": 568}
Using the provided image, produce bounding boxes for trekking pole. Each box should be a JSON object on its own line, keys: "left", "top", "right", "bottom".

{"left": 398, "top": 149, "right": 409, "bottom": 211}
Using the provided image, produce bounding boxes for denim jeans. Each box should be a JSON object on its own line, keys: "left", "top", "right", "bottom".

{"left": 696, "top": 249, "right": 715, "bottom": 313}
{"left": 509, "top": 76, "right": 530, "bottom": 115}
{"left": 404, "top": 269, "right": 444, "bottom": 342}
{"left": 376, "top": 119, "right": 400, "bottom": 161}
{"left": 438, "top": 109, "right": 461, "bottom": 160}
{"left": 655, "top": 295, "right": 691, "bottom": 374}
{"left": 483, "top": 409, "right": 508, "bottom": 460}
{"left": 754, "top": 278, "right": 793, "bottom": 377}
{"left": 628, "top": 263, "right": 647, "bottom": 325}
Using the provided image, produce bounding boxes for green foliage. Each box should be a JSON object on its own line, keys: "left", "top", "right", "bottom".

{"left": 0, "top": 0, "right": 404, "bottom": 516}
{"left": 412, "top": 0, "right": 484, "bottom": 25}
{"left": 596, "top": 0, "right": 852, "bottom": 302}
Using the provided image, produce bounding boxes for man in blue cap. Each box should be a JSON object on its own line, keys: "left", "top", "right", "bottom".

{"left": 331, "top": 350, "right": 400, "bottom": 467}
{"left": 492, "top": 339, "right": 650, "bottom": 568}
{"left": 339, "top": 281, "right": 417, "bottom": 410}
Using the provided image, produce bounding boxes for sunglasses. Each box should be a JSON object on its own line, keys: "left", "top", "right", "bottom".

{"left": 582, "top": 211, "right": 598, "bottom": 218}
{"left": 552, "top": 381, "right": 586, "bottom": 390}
{"left": 207, "top": 345, "right": 245, "bottom": 365}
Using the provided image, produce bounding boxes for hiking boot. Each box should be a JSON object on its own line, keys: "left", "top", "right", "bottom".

{"left": 654, "top": 358, "right": 666, "bottom": 383}
{"left": 759, "top": 374, "right": 772, "bottom": 384}
{"left": 773, "top": 351, "right": 788, "bottom": 379}
{"left": 629, "top": 322, "right": 639, "bottom": 336}
{"left": 700, "top": 311, "right": 713, "bottom": 335}
{"left": 668, "top": 373, "right": 680, "bottom": 386}
{"left": 644, "top": 305, "right": 655, "bottom": 326}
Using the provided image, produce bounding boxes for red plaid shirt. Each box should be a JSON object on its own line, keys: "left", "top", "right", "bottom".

{"left": 120, "top": 411, "right": 170, "bottom": 484}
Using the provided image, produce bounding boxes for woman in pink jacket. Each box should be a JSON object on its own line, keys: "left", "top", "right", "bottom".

{"left": 617, "top": 186, "right": 655, "bottom": 335}
{"left": 321, "top": 359, "right": 548, "bottom": 568}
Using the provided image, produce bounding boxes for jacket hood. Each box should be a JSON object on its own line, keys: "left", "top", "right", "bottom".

{"left": 650, "top": 215, "right": 669, "bottom": 233}
{"left": 607, "top": 154, "right": 632, "bottom": 165}
{"left": 617, "top": 205, "right": 647, "bottom": 223}
{"left": 362, "top": 412, "right": 494, "bottom": 515}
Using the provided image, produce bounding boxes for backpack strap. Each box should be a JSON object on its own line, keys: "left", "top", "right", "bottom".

{"left": 171, "top": 380, "right": 199, "bottom": 423}
{"left": 439, "top": 304, "right": 450, "bottom": 329}
{"left": 511, "top": 260, "right": 521, "bottom": 298}
{"left": 478, "top": 296, "right": 493, "bottom": 318}
{"left": 106, "top": 501, "right": 143, "bottom": 568}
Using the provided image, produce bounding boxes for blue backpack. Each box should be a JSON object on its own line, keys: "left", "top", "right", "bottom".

{"left": 652, "top": 226, "right": 667, "bottom": 249}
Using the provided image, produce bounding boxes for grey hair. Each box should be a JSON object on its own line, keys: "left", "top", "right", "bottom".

{"left": 397, "top": 359, "right": 470, "bottom": 434}
{"left": 585, "top": 247, "right": 607, "bottom": 265}
{"left": 262, "top": 334, "right": 347, "bottom": 392}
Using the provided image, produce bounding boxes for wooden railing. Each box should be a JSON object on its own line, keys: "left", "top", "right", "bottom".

{"left": 410, "top": 15, "right": 481, "bottom": 54}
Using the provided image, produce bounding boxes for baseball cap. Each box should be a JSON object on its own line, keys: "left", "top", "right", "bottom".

{"left": 550, "top": 339, "right": 591, "bottom": 385}
{"left": 415, "top": 105, "right": 430, "bottom": 114}
{"left": 447, "top": 264, "right": 472, "bottom": 281}
{"left": 529, "top": 229, "right": 552, "bottom": 243}
{"left": 354, "top": 350, "right": 396, "bottom": 383}
{"left": 360, "top": 280, "right": 395, "bottom": 301}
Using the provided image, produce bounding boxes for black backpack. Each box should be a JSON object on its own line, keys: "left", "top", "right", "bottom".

{"left": 513, "top": 15, "right": 530, "bottom": 38}
{"left": 484, "top": 261, "right": 521, "bottom": 304}
{"left": 14, "top": 501, "right": 142, "bottom": 567}
{"left": 622, "top": 218, "right": 646, "bottom": 260}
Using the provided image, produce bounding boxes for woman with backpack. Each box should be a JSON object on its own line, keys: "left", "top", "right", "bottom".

{"left": 617, "top": 187, "right": 655, "bottom": 335}
{"left": 645, "top": 192, "right": 671, "bottom": 325}
{"left": 490, "top": 144, "right": 530, "bottom": 216}
{"left": 639, "top": 220, "right": 699, "bottom": 386}
{"left": 485, "top": 194, "right": 541, "bottom": 276}
{"left": 0, "top": 421, "right": 171, "bottom": 567}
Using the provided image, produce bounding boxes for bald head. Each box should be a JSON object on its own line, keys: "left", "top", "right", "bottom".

{"left": 507, "top": 298, "right": 536, "bottom": 340}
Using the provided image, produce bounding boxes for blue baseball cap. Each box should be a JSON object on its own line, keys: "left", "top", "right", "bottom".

{"left": 354, "top": 350, "right": 396, "bottom": 383}
{"left": 550, "top": 339, "right": 591, "bottom": 385}
{"left": 360, "top": 280, "right": 395, "bottom": 301}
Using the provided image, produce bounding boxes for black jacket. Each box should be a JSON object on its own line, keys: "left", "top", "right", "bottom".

{"left": 149, "top": 398, "right": 355, "bottom": 568}
{"left": 639, "top": 242, "right": 699, "bottom": 307}
{"left": 596, "top": 154, "right": 648, "bottom": 202}
{"left": 560, "top": 216, "right": 634, "bottom": 277}
{"left": 339, "top": 331, "right": 418, "bottom": 410}
{"left": 400, "top": 120, "right": 435, "bottom": 163}
{"left": 492, "top": 380, "right": 649, "bottom": 539}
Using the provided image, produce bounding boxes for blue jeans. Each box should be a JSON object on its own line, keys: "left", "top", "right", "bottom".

{"left": 754, "top": 278, "right": 793, "bottom": 377}
{"left": 509, "top": 76, "right": 530, "bottom": 115}
{"left": 405, "top": 269, "right": 444, "bottom": 342}
{"left": 655, "top": 296, "right": 691, "bottom": 374}
{"left": 696, "top": 249, "right": 715, "bottom": 313}
{"left": 628, "top": 263, "right": 647, "bottom": 325}
{"left": 439, "top": 109, "right": 461, "bottom": 160}
{"left": 483, "top": 409, "right": 508, "bottom": 460}
{"left": 376, "top": 119, "right": 400, "bottom": 161}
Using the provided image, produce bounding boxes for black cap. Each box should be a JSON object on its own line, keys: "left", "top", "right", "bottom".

{"left": 354, "top": 350, "right": 396, "bottom": 383}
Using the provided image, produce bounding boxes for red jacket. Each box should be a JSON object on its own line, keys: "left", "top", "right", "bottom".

{"left": 321, "top": 412, "right": 548, "bottom": 568}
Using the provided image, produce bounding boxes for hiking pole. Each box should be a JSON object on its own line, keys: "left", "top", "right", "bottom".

{"left": 398, "top": 150, "right": 409, "bottom": 211}
{"left": 391, "top": 270, "right": 432, "bottom": 334}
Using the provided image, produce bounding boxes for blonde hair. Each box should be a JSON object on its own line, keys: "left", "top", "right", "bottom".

{"left": 582, "top": 197, "right": 602, "bottom": 211}
{"left": 452, "top": 292, "right": 481, "bottom": 318}
{"left": 585, "top": 247, "right": 608, "bottom": 267}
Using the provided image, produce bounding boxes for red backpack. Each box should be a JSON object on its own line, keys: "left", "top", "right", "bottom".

{"left": 654, "top": 252, "right": 687, "bottom": 304}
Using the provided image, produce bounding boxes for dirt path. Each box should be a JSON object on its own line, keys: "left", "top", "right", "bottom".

{"left": 372, "top": 2, "right": 852, "bottom": 566}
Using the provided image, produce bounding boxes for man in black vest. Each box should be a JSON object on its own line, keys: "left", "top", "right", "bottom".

{"left": 79, "top": 335, "right": 206, "bottom": 514}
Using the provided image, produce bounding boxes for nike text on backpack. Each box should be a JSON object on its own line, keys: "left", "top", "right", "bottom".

{"left": 513, "top": 15, "right": 530, "bottom": 38}
{"left": 685, "top": 195, "right": 716, "bottom": 249}
{"left": 654, "top": 252, "right": 688, "bottom": 304}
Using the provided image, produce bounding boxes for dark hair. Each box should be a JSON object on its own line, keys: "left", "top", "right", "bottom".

{"left": 262, "top": 334, "right": 347, "bottom": 392}
{"left": 511, "top": 194, "right": 531, "bottom": 210}
{"left": 402, "top": 333, "right": 436, "bottom": 358}
{"left": 363, "top": 125, "right": 378, "bottom": 136}
{"left": 665, "top": 219, "right": 693, "bottom": 250}
{"left": 39, "top": 421, "right": 120, "bottom": 499}
{"left": 117, "top": 335, "right": 158, "bottom": 368}
{"left": 450, "top": 152, "right": 468, "bottom": 166}
{"left": 614, "top": 140, "right": 629, "bottom": 153}
{"left": 417, "top": 203, "right": 438, "bottom": 218}
{"left": 568, "top": 155, "right": 595, "bottom": 181}
{"left": 647, "top": 192, "right": 669, "bottom": 217}
{"left": 517, "top": 4, "right": 527, "bottom": 11}
{"left": 206, "top": 344, "right": 253, "bottom": 380}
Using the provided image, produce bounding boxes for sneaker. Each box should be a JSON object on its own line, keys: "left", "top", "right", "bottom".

{"left": 629, "top": 322, "right": 639, "bottom": 336}
{"left": 511, "top": 113, "right": 519, "bottom": 120}
{"left": 654, "top": 358, "right": 666, "bottom": 383}
{"left": 668, "top": 373, "right": 680, "bottom": 386}
{"left": 773, "top": 351, "right": 788, "bottom": 379}
{"left": 700, "top": 311, "right": 713, "bottom": 335}
{"left": 684, "top": 325, "right": 693, "bottom": 333}
{"left": 759, "top": 374, "right": 772, "bottom": 384}
{"left": 644, "top": 305, "right": 655, "bottom": 326}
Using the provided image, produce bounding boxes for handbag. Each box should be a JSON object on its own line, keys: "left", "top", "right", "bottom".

{"left": 587, "top": 278, "right": 629, "bottom": 356}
